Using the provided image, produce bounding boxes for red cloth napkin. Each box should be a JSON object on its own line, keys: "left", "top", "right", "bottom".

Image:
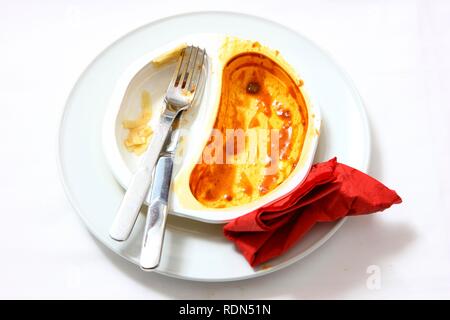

{"left": 223, "top": 158, "right": 402, "bottom": 267}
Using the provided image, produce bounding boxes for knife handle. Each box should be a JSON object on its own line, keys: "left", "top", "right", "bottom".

{"left": 109, "top": 112, "right": 175, "bottom": 242}
{"left": 140, "top": 155, "right": 173, "bottom": 270}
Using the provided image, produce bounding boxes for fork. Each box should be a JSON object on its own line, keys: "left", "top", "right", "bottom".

{"left": 109, "top": 46, "right": 207, "bottom": 241}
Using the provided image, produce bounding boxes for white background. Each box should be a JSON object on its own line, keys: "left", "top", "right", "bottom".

{"left": 1, "top": 0, "right": 449, "bottom": 299}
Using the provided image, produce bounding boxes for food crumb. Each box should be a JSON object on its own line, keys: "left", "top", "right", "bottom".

{"left": 123, "top": 90, "right": 153, "bottom": 155}
{"left": 246, "top": 81, "right": 261, "bottom": 94}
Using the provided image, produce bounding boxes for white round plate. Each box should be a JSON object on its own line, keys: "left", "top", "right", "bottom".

{"left": 58, "top": 12, "right": 370, "bottom": 282}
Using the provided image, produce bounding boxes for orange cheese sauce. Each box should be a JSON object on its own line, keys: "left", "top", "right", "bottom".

{"left": 189, "top": 53, "right": 308, "bottom": 208}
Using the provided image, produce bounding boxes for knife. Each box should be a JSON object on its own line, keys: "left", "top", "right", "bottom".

{"left": 139, "top": 114, "right": 182, "bottom": 270}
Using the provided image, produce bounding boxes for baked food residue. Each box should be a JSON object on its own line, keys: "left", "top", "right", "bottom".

{"left": 123, "top": 90, "right": 153, "bottom": 155}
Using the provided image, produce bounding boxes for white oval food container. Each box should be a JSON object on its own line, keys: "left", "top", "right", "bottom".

{"left": 102, "top": 34, "right": 321, "bottom": 223}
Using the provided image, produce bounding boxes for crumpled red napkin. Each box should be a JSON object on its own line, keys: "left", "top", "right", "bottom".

{"left": 223, "top": 158, "right": 402, "bottom": 267}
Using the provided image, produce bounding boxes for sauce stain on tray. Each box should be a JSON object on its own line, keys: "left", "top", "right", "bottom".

{"left": 190, "top": 52, "right": 308, "bottom": 208}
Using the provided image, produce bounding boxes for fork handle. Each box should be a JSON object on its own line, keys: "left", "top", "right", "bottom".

{"left": 140, "top": 155, "right": 173, "bottom": 270}
{"left": 109, "top": 111, "right": 175, "bottom": 241}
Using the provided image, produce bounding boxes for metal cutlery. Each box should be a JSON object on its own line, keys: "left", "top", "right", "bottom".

{"left": 140, "top": 115, "right": 182, "bottom": 270}
{"left": 109, "top": 46, "right": 207, "bottom": 242}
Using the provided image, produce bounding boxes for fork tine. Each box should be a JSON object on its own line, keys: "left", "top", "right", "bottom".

{"left": 167, "top": 47, "right": 186, "bottom": 89}
{"left": 175, "top": 46, "right": 194, "bottom": 87}
{"left": 187, "top": 48, "right": 205, "bottom": 93}
{"left": 164, "top": 45, "right": 207, "bottom": 109}
{"left": 182, "top": 46, "right": 200, "bottom": 89}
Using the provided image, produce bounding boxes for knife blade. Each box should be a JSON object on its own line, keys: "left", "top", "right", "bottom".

{"left": 139, "top": 114, "right": 182, "bottom": 270}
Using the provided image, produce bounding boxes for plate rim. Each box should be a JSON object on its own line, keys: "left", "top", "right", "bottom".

{"left": 57, "top": 10, "right": 371, "bottom": 282}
